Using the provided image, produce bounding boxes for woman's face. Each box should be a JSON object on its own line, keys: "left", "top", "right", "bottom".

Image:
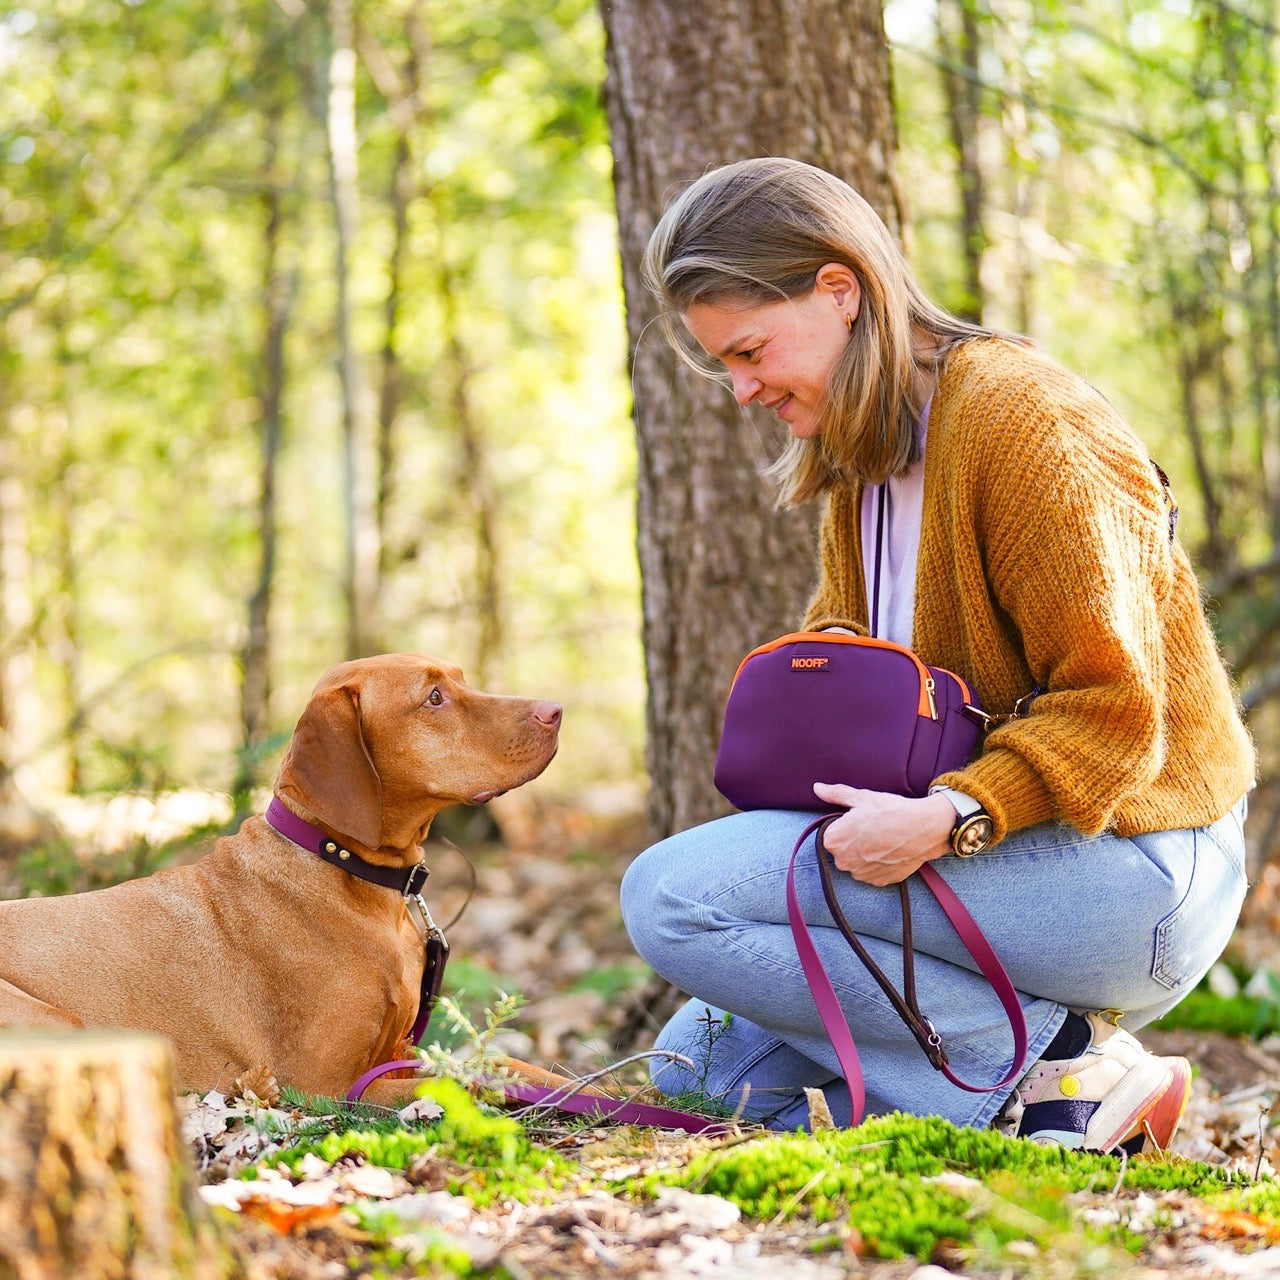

{"left": 681, "top": 264, "right": 860, "bottom": 439}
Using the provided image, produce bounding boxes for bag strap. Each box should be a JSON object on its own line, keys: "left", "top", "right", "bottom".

{"left": 870, "top": 483, "right": 888, "bottom": 639}
{"left": 786, "top": 814, "right": 1028, "bottom": 1125}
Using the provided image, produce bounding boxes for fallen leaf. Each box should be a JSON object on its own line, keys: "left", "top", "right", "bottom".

{"left": 1199, "top": 1207, "right": 1280, "bottom": 1244}
{"left": 398, "top": 1096, "right": 445, "bottom": 1123}
{"left": 230, "top": 1065, "right": 281, "bottom": 1107}
{"left": 240, "top": 1198, "right": 343, "bottom": 1235}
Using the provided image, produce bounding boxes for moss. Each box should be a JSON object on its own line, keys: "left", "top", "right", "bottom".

{"left": 262, "top": 1078, "right": 574, "bottom": 1207}
{"left": 348, "top": 1204, "right": 476, "bottom": 1275}
{"left": 646, "top": 1111, "right": 1255, "bottom": 1260}
{"left": 1212, "top": 1180, "right": 1280, "bottom": 1224}
{"left": 1153, "top": 986, "right": 1280, "bottom": 1040}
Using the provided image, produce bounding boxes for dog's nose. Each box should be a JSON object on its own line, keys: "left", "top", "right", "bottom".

{"left": 533, "top": 701, "right": 563, "bottom": 730}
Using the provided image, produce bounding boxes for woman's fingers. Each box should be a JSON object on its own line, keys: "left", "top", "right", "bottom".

{"left": 812, "top": 781, "right": 873, "bottom": 806}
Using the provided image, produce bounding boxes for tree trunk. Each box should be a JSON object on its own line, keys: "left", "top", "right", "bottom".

{"left": 937, "top": 0, "right": 986, "bottom": 323}
{"left": 236, "top": 100, "right": 295, "bottom": 815}
{"left": 325, "top": 0, "right": 379, "bottom": 659}
{"left": 0, "top": 425, "right": 46, "bottom": 840}
{"left": 0, "top": 1029, "right": 230, "bottom": 1280}
{"left": 601, "top": 0, "right": 902, "bottom": 839}
{"left": 441, "top": 257, "right": 502, "bottom": 686}
{"left": 52, "top": 306, "right": 86, "bottom": 795}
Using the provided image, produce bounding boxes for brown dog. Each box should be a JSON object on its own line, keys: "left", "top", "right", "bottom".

{"left": 0, "top": 653, "right": 561, "bottom": 1102}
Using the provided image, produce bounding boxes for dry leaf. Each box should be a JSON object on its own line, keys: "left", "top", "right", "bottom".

{"left": 240, "top": 1197, "right": 342, "bottom": 1235}
{"left": 1199, "top": 1207, "right": 1280, "bottom": 1244}
{"left": 398, "top": 1096, "right": 445, "bottom": 1123}
{"left": 230, "top": 1065, "right": 281, "bottom": 1107}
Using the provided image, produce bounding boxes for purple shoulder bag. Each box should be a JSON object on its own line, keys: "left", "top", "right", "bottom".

{"left": 714, "top": 631, "right": 985, "bottom": 809}
{"left": 712, "top": 522, "right": 1030, "bottom": 1123}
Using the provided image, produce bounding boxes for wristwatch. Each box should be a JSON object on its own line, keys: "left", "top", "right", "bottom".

{"left": 929, "top": 785, "right": 995, "bottom": 857}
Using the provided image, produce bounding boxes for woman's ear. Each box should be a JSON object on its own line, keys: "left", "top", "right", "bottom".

{"left": 815, "top": 262, "right": 861, "bottom": 324}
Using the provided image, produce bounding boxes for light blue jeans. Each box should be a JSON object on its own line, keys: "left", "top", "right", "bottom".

{"left": 620, "top": 799, "right": 1248, "bottom": 1131}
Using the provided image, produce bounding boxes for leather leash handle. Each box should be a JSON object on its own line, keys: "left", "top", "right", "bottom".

{"left": 815, "top": 826, "right": 942, "bottom": 1066}
{"left": 787, "top": 814, "right": 1029, "bottom": 1125}
{"left": 408, "top": 933, "right": 448, "bottom": 1045}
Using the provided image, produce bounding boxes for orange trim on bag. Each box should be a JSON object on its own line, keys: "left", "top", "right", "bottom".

{"left": 731, "top": 631, "right": 972, "bottom": 720}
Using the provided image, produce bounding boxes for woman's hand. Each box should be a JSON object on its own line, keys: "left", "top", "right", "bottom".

{"left": 812, "top": 783, "right": 957, "bottom": 886}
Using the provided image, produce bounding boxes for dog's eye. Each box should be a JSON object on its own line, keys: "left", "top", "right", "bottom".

{"left": 426, "top": 688, "right": 444, "bottom": 707}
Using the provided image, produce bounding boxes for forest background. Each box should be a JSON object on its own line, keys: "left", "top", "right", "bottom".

{"left": 5, "top": 0, "right": 1280, "bottom": 875}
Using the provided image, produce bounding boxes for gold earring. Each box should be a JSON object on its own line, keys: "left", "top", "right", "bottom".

{"left": 845, "top": 312, "right": 854, "bottom": 334}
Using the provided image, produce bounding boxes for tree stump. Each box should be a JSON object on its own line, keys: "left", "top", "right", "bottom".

{"left": 0, "top": 1029, "right": 230, "bottom": 1280}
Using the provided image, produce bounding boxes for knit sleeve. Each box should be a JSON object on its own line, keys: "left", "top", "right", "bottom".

{"left": 802, "top": 488, "right": 868, "bottom": 633}
{"left": 933, "top": 385, "right": 1177, "bottom": 840}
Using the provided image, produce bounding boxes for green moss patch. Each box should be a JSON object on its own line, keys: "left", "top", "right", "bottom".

{"left": 262, "top": 1078, "right": 574, "bottom": 1207}
{"left": 647, "top": 1112, "right": 1253, "bottom": 1260}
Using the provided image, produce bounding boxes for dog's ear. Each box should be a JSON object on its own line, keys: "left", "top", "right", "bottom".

{"left": 276, "top": 684, "right": 383, "bottom": 850}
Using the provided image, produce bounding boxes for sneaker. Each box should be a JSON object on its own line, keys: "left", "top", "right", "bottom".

{"left": 1118, "top": 1055, "right": 1193, "bottom": 1156}
{"left": 995, "top": 1012, "right": 1188, "bottom": 1155}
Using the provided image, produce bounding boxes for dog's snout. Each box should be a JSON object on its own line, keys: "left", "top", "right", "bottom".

{"left": 533, "top": 700, "right": 563, "bottom": 730}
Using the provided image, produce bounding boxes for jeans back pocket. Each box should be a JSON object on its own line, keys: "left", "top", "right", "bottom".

{"left": 1151, "top": 815, "right": 1247, "bottom": 992}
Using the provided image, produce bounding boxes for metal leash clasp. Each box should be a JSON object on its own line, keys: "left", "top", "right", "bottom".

{"left": 406, "top": 888, "right": 447, "bottom": 949}
{"left": 400, "top": 860, "right": 447, "bottom": 948}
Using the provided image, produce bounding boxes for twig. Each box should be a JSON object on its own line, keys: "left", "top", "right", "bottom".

{"left": 1111, "top": 1147, "right": 1129, "bottom": 1196}
{"left": 768, "top": 1168, "right": 829, "bottom": 1229}
{"left": 507, "top": 1050, "right": 696, "bottom": 1120}
{"left": 573, "top": 1224, "right": 622, "bottom": 1269}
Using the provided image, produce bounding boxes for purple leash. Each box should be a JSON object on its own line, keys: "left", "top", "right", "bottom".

{"left": 346, "top": 1058, "right": 732, "bottom": 1134}
{"left": 786, "top": 814, "right": 1028, "bottom": 1126}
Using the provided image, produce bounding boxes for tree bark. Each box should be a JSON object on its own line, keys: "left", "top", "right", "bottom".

{"left": 937, "top": 0, "right": 986, "bottom": 323}
{"left": 325, "top": 0, "right": 380, "bottom": 659}
{"left": 0, "top": 1029, "right": 230, "bottom": 1280}
{"left": 236, "top": 99, "right": 295, "bottom": 814}
{"left": 601, "top": 0, "right": 902, "bottom": 838}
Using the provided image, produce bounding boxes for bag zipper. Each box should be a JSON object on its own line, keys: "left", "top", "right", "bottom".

{"left": 735, "top": 631, "right": 955, "bottom": 721}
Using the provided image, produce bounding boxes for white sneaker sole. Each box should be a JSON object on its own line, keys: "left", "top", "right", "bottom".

{"left": 1082, "top": 1055, "right": 1173, "bottom": 1152}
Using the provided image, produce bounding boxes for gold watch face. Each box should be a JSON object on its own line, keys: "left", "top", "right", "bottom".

{"left": 954, "top": 815, "right": 994, "bottom": 857}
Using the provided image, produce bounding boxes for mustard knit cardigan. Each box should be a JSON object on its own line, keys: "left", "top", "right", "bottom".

{"left": 803, "top": 337, "right": 1255, "bottom": 846}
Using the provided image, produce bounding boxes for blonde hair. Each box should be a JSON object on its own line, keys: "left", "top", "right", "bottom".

{"left": 642, "top": 157, "right": 998, "bottom": 504}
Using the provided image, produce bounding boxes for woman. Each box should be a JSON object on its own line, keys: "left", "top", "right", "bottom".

{"left": 620, "top": 157, "right": 1254, "bottom": 1152}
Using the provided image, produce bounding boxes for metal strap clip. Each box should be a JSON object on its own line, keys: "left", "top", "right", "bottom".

{"left": 964, "top": 685, "right": 1045, "bottom": 733}
{"left": 406, "top": 890, "right": 446, "bottom": 949}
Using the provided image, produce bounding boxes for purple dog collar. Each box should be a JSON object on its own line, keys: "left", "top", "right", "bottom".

{"left": 265, "top": 797, "right": 429, "bottom": 898}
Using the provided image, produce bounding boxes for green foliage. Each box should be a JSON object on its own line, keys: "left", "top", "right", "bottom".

{"left": 265, "top": 1078, "right": 573, "bottom": 1207}
{"left": 2, "top": 0, "right": 638, "bottom": 806}
{"left": 567, "top": 960, "right": 651, "bottom": 1003}
{"left": 4, "top": 820, "right": 222, "bottom": 899}
{"left": 648, "top": 1111, "right": 1249, "bottom": 1260}
{"left": 419, "top": 960, "right": 524, "bottom": 1051}
{"left": 1154, "top": 986, "right": 1280, "bottom": 1040}
{"left": 345, "top": 1204, "right": 476, "bottom": 1276}
{"left": 1153, "top": 964, "right": 1280, "bottom": 1040}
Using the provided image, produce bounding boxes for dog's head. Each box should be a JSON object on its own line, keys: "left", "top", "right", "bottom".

{"left": 275, "top": 654, "right": 561, "bottom": 853}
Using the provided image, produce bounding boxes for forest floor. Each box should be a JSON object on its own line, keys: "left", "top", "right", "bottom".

{"left": 12, "top": 789, "right": 1280, "bottom": 1277}
{"left": 171, "top": 792, "right": 1280, "bottom": 1279}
